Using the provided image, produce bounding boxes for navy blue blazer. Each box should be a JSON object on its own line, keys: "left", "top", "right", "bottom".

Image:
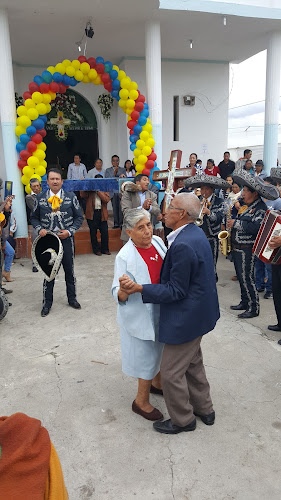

{"left": 142, "top": 223, "right": 220, "bottom": 344}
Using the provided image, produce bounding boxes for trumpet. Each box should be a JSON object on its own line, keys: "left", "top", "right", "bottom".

{"left": 195, "top": 197, "right": 208, "bottom": 226}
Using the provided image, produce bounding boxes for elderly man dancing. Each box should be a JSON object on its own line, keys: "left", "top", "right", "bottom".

{"left": 120, "top": 193, "right": 220, "bottom": 434}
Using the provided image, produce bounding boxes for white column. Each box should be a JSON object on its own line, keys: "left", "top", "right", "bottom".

{"left": 0, "top": 9, "right": 28, "bottom": 237}
{"left": 99, "top": 114, "right": 112, "bottom": 169}
{"left": 145, "top": 19, "right": 163, "bottom": 170}
{"left": 263, "top": 32, "right": 281, "bottom": 176}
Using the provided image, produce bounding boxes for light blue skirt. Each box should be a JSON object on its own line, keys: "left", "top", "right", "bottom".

{"left": 120, "top": 328, "right": 164, "bottom": 380}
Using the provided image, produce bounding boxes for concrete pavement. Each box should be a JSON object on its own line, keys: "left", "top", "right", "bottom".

{"left": 1, "top": 253, "right": 281, "bottom": 500}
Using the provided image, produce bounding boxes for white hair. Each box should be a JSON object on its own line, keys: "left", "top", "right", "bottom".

{"left": 174, "top": 193, "right": 201, "bottom": 220}
{"left": 124, "top": 208, "right": 151, "bottom": 229}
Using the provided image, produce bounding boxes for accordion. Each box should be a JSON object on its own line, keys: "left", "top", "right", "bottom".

{"left": 253, "top": 210, "right": 281, "bottom": 265}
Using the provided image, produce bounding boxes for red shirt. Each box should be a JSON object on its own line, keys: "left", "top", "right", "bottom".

{"left": 204, "top": 166, "right": 220, "bottom": 177}
{"left": 136, "top": 245, "right": 163, "bottom": 284}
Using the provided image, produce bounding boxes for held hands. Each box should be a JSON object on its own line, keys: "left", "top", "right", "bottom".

{"left": 143, "top": 198, "right": 152, "bottom": 210}
{"left": 119, "top": 274, "right": 143, "bottom": 295}
{"left": 268, "top": 235, "right": 281, "bottom": 250}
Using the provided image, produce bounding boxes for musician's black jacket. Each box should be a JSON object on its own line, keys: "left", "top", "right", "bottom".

{"left": 231, "top": 197, "right": 267, "bottom": 246}
{"left": 201, "top": 195, "right": 225, "bottom": 238}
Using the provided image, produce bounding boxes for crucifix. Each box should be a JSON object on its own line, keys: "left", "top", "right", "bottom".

{"left": 152, "top": 150, "right": 196, "bottom": 213}
{"left": 50, "top": 111, "right": 71, "bottom": 140}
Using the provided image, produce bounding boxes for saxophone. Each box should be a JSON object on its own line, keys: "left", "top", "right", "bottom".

{"left": 218, "top": 202, "right": 233, "bottom": 256}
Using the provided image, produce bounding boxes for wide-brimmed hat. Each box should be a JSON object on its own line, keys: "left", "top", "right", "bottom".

{"left": 233, "top": 168, "right": 279, "bottom": 200}
{"left": 184, "top": 173, "right": 231, "bottom": 190}
{"left": 270, "top": 168, "right": 281, "bottom": 184}
{"left": 32, "top": 231, "right": 63, "bottom": 282}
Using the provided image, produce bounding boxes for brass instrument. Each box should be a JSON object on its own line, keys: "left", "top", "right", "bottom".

{"left": 218, "top": 201, "right": 234, "bottom": 256}
{"left": 195, "top": 197, "right": 208, "bottom": 226}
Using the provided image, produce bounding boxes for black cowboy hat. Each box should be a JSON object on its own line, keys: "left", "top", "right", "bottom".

{"left": 32, "top": 231, "right": 63, "bottom": 282}
{"left": 233, "top": 168, "right": 279, "bottom": 201}
{"left": 184, "top": 173, "right": 231, "bottom": 190}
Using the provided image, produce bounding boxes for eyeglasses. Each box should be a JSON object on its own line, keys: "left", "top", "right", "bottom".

{"left": 112, "top": 159, "right": 119, "bottom": 162}
{"left": 167, "top": 205, "right": 191, "bottom": 216}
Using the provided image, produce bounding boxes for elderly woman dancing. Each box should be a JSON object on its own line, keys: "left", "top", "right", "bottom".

{"left": 112, "top": 208, "right": 167, "bottom": 421}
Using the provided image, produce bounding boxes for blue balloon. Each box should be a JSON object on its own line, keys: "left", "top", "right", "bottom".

{"left": 154, "top": 162, "right": 157, "bottom": 168}
{"left": 41, "top": 173, "right": 47, "bottom": 181}
{"left": 69, "top": 77, "right": 78, "bottom": 86}
{"left": 26, "top": 125, "right": 37, "bottom": 136}
{"left": 111, "top": 89, "right": 119, "bottom": 99}
{"left": 105, "top": 61, "right": 113, "bottom": 71}
{"left": 112, "top": 79, "right": 120, "bottom": 90}
{"left": 19, "top": 134, "right": 30, "bottom": 144}
{"left": 116, "top": 96, "right": 120, "bottom": 101}
{"left": 96, "top": 56, "right": 104, "bottom": 64}
{"left": 39, "top": 115, "right": 47, "bottom": 124}
{"left": 34, "top": 75, "right": 43, "bottom": 85}
{"left": 32, "top": 119, "right": 45, "bottom": 130}
{"left": 138, "top": 116, "right": 147, "bottom": 126}
{"left": 143, "top": 103, "right": 149, "bottom": 109}
{"left": 133, "top": 124, "right": 142, "bottom": 135}
{"left": 62, "top": 74, "right": 71, "bottom": 86}
{"left": 130, "top": 143, "right": 137, "bottom": 152}
{"left": 109, "top": 70, "right": 118, "bottom": 80}
{"left": 16, "top": 142, "right": 25, "bottom": 153}
{"left": 130, "top": 134, "right": 138, "bottom": 143}
{"left": 42, "top": 71, "right": 52, "bottom": 84}
{"left": 140, "top": 109, "right": 149, "bottom": 118}
{"left": 53, "top": 72, "right": 63, "bottom": 83}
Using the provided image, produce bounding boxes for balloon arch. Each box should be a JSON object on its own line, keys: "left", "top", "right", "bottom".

{"left": 15, "top": 55, "right": 159, "bottom": 193}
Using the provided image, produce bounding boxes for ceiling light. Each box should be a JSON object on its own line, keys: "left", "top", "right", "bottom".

{"left": 223, "top": 16, "right": 227, "bottom": 26}
{"left": 189, "top": 40, "right": 193, "bottom": 49}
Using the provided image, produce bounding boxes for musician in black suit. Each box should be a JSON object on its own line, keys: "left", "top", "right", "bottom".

{"left": 31, "top": 168, "right": 83, "bottom": 317}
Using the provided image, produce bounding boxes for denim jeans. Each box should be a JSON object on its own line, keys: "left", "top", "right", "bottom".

{"left": 4, "top": 240, "right": 15, "bottom": 272}
{"left": 255, "top": 257, "right": 272, "bottom": 292}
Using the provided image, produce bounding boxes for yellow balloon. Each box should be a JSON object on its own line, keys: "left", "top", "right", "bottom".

{"left": 126, "top": 99, "right": 135, "bottom": 109}
{"left": 142, "top": 146, "right": 152, "bottom": 157}
{"left": 27, "top": 156, "right": 39, "bottom": 168}
{"left": 130, "top": 81, "right": 138, "bottom": 91}
{"left": 55, "top": 63, "right": 65, "bottom": 75}
{"left": 118, "top": 70, "right": 126, "bottom": 80}
{"left": 143, "top": 123, "right": 153, "bottom": 133}
{"left": 36, "top": 103, "right": 47, "bottom": 115}
{"left": 138, "top": 155, "right": 148, "bottom": 165}
{"left": 37, "top": 142, "right": 46, "bottom": 151}
{"left": 82, "top": 75, "right": 90, "bottom": 83}
{"left": 24, "top": 99, "right": 36, "bottom": 109}
{"left": 47, "top": 66, "right": 55, "bottom": 75}
{"left": 80, "top": 62, "right": 90, "bottom": 74}
{"left": 25, "top": 184, "right": 32, "bottom": 194}
{"left": 33, "top": 149, "right": 46, "bottom": 161}
{"left": 21, "top": 175, "right": 29, "bottom": 186}
{"left": 93, "top": 75, "right": 102, "bottom": 85}
{"left": 27, "top": 108, "right": 39, "bottom": 121}
{"left": 135, "top": 164, "right": 144, "bottom": 172}
{"left": 35, "top": 165, "right": 46, "bottom": 177}
{"left": 49, "top": 91, "right": 57, "bottom": 101}
{"left": 17, "top": 105, "right": 27, "bottom": 117}
{"left": 42, "top": 93, "right": 51, "bottom": 104}
{"left": 88, "top": 69, "right": 97, "bottom": 80}
{"left": 136, "top": 139, "right": 145, "bottom": 150}
{"left": 125, "top": 108, "right": 132, "bottom": 115}
{"left": 71, "top": 60, "right": 81, "bottom": 70}
{"left": 146, "top": 138, "right": 155, "bottom": 148}
{"left": 45, "top": 103, "right": 51, "bottom": 113}
{"left": 32, "top": 92, "right": 43, "bottom": 104}
{"left": 129, "top": 90, "right": 138, "bottom": 101}
{"left": 112, "top": 65, "right": 119, "bottom": 71}
{"left": 118, "top": 99, "right": 127, "bottom": 109}
{"left": 75, "top": 70, "right": 84, "bottom": 81}
{"left": 31, "top": 174, "right": 42, "bottom": 182}
{"left": 121, "top": 78, "right": 131, "bottom": 90}
{"left": 62, "top": 59, "right": 71, "bottom": 67}
{"left": 15, "top": 126, "right": 25, "bottom": 137}
{"left": 41, "top": 160, "right": 47, "bottom": 168}
{"left": 119, "top": 88, "right": 129, "bottom": 100}
{"left": 134, "top": 148, "right": 142, "bottom": 157}
{"left": 22, "top": 166, "right": 34, "bottom": 178}
{"left": 17, "top": 116, "right": 31, "bottom": 128}
{"left": 140, "top": 131, "right": 149, "bottom": 141}
{"left": 66, "top": 66, "right": 76, "bottom": 77}
{"left": 133, "top": 157, "right": 138, "bottom": 165}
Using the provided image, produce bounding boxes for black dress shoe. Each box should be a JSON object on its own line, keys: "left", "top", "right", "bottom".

{"left": 153, "top": 418, "right": 196, "bottom": 434}
{"left": 278, "top": 339, "right": 281, "bottom": 345}
{"left": 41, "top": 306, "right": 50, "bottom": 317}
{"left": 238, "top": 311, "right": 259, "bottom": 319}
{"left": 268, "top": 324, "right": 281, "bottom": 332}
{"left": 230, "top": 303, "right": 247, "bottom": 311}
{"left": 2, "top": 288, "right": 12, "bottom": 294}
{"left": 150, "top": 385, "right": 163, "bottom": 396}
{"left": 264, "top": 291, "right": 273, "bottom": 299}
{"left": 256, "top": 287, "right": 265, "bottom": 292}
{"left": 69, "top": 300, "right": 81, "bottom": 309}
{"left": 194, "top": 411, "right": 215, "bottom": 425}
{"left": 94, "top": 251, "right": 102, "bottom": 256}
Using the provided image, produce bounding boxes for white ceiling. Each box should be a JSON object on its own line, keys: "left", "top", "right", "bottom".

{"left": 1, "top": 0, "right": 280, "bottom": 66}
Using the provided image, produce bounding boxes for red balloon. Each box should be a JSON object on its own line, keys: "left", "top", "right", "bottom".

{"left": 23, "top": 91, "right": 32, "bottom": 100}
{"left": 148, "top": 152, "right": 157, "bottom": 162}
{"left": 31, "top": 134, "right": 43, "bottom": 144}
{"left": 49, "top": 82, "right": 59, "bottom": 93}
{"left": 58, "top": 83, "right": 67, "bottom": 94}
{"left": 40, "top": 83, "right": 50, "bottom": 93}
{"left": 88, "top": 57, "right": 96, "bottom": 68}
{"left": 28, "top": 82, "right": 39, "bottom": 94}
{"left": 136, "top": 94, "right": 145, "bottom": 103}
{"left": 96, "top": 63, "right": 105, "bottom": 74}
{"left": 127, "top": 120, "right": 138, "bottom": 130}
{"left": 142, "top": 168, "right": 151, "bottom": 177}
{"left": 27, "top": 141, "right": 37, "bottom": 153}
{"left": 135, "top": 102, "right": 144, "bottom": 112}
{"left": 18, "top": 159, "right": 27, "bottom": 169}
{"left": 129, "top": 130, "right": 134, "bottom": 135}
{"left": 37, "top": 129, "right": 47, "bottom": 138}
{"left": 104, "top": 83, "right": 112, "bottom": 92}
{"left": 146, "top": 160, "right": 155, "bottom": 170}
{"left": 20, "top": 150, "right": 31, "bottom": 161}
{"left": 131, "top": 110, "right": 140, "bottom": 121}
{"left": 78, "top": 55, "right": 87, "bottom": 63}
{"left": 101, "top": 73, "right": 110, "bottom": 83}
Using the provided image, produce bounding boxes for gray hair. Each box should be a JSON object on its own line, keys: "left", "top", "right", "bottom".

{"left": 174, "top": 193, "right": 201, "bottom": 220}
{"left": 124, "top": 208, "right": 151, "bottom": 230}
{"left": 30, "top": 177, "right": 40, "bottom": 186}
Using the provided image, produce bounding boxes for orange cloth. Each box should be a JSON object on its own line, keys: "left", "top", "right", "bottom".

{"left": 44, "top": 443, "right": 68, "bottom": 500}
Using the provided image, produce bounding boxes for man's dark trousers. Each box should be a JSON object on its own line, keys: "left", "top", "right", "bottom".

{"left": 43, "top": 236, "right": 76, "bottom": 308}
{"left": 111, "top": 193, "right": 123, "bottom": 228}
{"left": 87, "top": 210, "right": 109, "bottom": 253}
{"left": 272, "top": 264, "right": 281, "bottom": 327}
